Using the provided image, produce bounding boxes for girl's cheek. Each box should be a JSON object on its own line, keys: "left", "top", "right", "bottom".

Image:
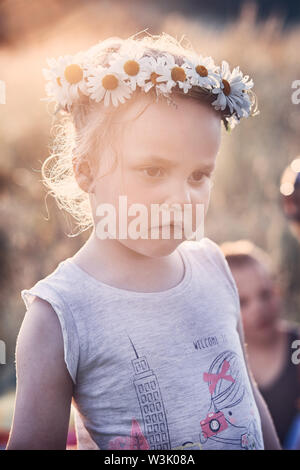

{"left": 196, "top": 180, "right": 212, "bottom": 198}
{"left": 194, "top": 185, "right": 212, "bottom": 213}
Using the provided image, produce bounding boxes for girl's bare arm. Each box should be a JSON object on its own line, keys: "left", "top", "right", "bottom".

{"left": 6, "top": 297, "right": 74, "bottom": 450}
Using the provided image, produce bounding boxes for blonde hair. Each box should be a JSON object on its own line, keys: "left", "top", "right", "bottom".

{"left": 41, "top": 32, "right": 257, "bottom": 236}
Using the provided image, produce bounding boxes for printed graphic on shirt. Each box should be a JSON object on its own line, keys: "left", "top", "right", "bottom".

{"left": 193, "top": 333, "right": 228, "bottom": 352}
{"left": 129, "top": 335, "right": 171, "bottom": 450}
{"left": 108, "top": 418, "right": 150, "bottom": 450}
{"left": 107, "top": 337, "right": 263, "bottom": 450}
{"left": 199, "top": 350, "right": 263, "bottom": 450}
{"left": 107, "top": 335, "right": 171, "bottom": 450}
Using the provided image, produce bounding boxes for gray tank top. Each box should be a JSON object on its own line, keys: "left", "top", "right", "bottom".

{"left": 21, "top": 238, "right": 264, "bottom": 450}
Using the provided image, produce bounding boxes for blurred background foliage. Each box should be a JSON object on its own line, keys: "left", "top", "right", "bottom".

{"left": 0, "top": 0, "right": 300, "bottom": 416}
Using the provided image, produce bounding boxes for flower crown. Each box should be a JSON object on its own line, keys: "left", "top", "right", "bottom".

{"left": 42, "top": 36, "right": 258, "bottom": 132}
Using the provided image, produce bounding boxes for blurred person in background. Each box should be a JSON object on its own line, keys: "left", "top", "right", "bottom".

{"left": 221, "top": 240, "right": 300, "bottom": 449}
{"left": 280, "top": 158, "right": 300, "bottom": 244}
{"left": 278, "top": 159, "right": 300, "bottom": 320}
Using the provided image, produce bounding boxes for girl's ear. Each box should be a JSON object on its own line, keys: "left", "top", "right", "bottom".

{"left": 72, "top": 156, "right": 95, "bottom": 193}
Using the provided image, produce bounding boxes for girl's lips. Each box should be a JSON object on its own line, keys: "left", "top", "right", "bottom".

{"left": 151, "top": 222, "right": 182, "bottom": 229}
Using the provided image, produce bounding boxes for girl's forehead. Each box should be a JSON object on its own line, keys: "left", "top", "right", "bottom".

{"left": 117, "top": 95, "right": 221, "bottom": 161}
{"left": 124, "top": 92, "right": 219, "bottom": 125}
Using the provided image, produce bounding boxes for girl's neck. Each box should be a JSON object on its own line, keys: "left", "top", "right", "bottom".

{"left": 71, "top": 229, "right": 185, "bottom": 292}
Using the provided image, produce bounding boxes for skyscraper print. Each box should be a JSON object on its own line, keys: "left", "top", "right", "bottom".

{"left": 128, "top": 335, "right": 171, "bottom": 450}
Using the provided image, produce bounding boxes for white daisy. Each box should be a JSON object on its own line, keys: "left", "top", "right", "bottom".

{"left": 182, "top": 54, "right": 220, "bottom": 90}
{"left": 211, "top": 60, "right": 254, "bottom": 118}
{"left": 154, "top": 53, "right": 192, "bottom": 94}
{"left": 138, "top": 55, "right": 177, "bottom": 95}
{"left": 42, "top": 74, "right": 72, "bottom": 110}
{"left": 42, "top": 53, "right": 90, "bottom": 110}
{"left": 87, "top": 66, "right": 132, "bottom": 107}
{"left": 108, "top": 54, "right": 150, "bottom": 92}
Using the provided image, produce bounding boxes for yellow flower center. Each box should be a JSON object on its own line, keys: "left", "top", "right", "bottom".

{"left": 150, "top": 72, "right": 160, "bottom": 84}
{"left": 56, "top": 77, "right": 62, "bottom": 87}
{"left": 171, "top": 66, "right": 186, "bottom": 82}
{"left": 64, "top": 64, "right": 83, "bottom": 85}
{"left": 195, "top": 65, "right": 208, "bottom": 77}
{"left": 102, "top": 74, "right": 119, "bottom": 90}
{"left": 124, "top": 60, "right": 140, "bottom": 76}
{"left": 222, "top": 79, "right": 231, "bottom": 96}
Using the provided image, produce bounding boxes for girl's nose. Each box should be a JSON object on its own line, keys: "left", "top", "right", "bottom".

{"left": 164, "top": 182, "right": 192, "bottom": 207}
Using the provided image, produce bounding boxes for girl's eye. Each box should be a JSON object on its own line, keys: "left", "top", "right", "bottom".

{"left": 143, "top": 167, "right": 164, "bottom": 178}
{"left": 189, "top": 170, "right": 206, "bottom": 184}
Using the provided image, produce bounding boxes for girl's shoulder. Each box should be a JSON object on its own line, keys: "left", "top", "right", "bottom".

{"left": 21, "top": 257, "right": 86, "bottom": 308}
{"left": 20, "top": 257, "right": 84, "bottom": 385}
{"left": 180, "top": 237, "right": 240, "bottom": 309}
{"left": 179, "top": 237, "right": 229, "bottom": 266}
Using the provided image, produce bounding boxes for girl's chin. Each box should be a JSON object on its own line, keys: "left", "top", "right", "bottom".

{"left": 122, "top": 238, "right": 185, "bottom": 258}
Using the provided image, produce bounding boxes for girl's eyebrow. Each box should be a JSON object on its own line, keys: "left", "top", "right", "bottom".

{"left": 140, "top": 155, "right": 215, "bottom": 173}
{"left": 139, "top": 155, "right": 177, "bottom": 168}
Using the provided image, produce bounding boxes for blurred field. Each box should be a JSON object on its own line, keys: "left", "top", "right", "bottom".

{"left": 1, "top": 0, "right": 300, "bottom": 447}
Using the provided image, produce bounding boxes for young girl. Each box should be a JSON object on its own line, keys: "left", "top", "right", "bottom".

{"left": 7, "top": 32, "right": 280, "bottom": 450}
